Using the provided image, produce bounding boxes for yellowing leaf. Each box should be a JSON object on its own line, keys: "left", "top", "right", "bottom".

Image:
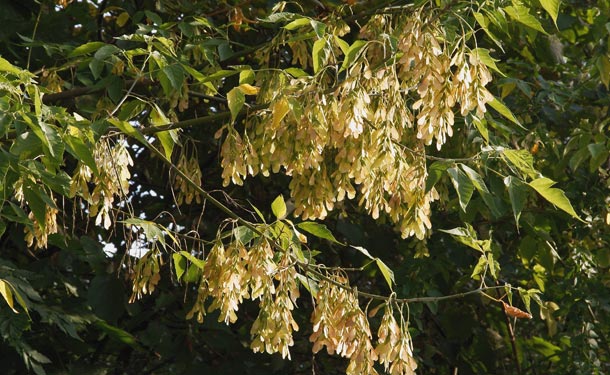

{"left": 271, "top": 194, "right": 287, "bottom": 219}
{"left": 272, "top": 98, "right": 291, "bottom": 128}
{"left": 116, "top": 12, "right": 130, "bottom": 27}
{"left": 528, "top": 177, "right": 584, "bottom": 221}
{"left": 0, "top": 279, "right": 18, "bottom": 313}
{"left": 238, "top": 83, "right": 259, "bottom": 95}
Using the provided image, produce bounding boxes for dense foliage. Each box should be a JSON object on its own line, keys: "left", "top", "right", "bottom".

{"left": 0, "top": 0, "right": 609, "bottom": 374}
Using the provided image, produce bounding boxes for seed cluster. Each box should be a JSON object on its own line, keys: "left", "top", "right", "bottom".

{"left": 219, "top": 11, "right": 493, "bottom": 239}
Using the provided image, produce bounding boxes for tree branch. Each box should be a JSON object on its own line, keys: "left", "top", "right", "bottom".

{"left": 41, "top": 78, "right": 154, "bottom": 104}
{"left": 140, "top": 104, "right": 268, "bottom": 134}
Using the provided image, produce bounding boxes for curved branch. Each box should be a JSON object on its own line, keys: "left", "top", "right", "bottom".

{"left": 140, "top": 103, "right": 268, "bottom": 134}
{"left": 41, "top": 78, "right": 154, "bottom": 104}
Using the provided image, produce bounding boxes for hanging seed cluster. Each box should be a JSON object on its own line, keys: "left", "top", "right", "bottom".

{"left": 69, "top": 138, "right": 133, "bottom": 229}
{"left": 218, "top": 11, "right": 494, "bottom": 239}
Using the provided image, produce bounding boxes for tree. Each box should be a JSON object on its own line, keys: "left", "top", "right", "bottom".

{"left": 0, "top": 0, "right": 609, "bottom": 374}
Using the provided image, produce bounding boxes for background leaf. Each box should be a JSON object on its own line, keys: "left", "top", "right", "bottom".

{"left": 448, "top": 166, "right": 474, "bottom": 212}
{"left": 528, "top": 177, "right": 583, "bottom": 221}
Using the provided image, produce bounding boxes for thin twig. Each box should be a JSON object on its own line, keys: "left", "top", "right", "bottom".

{"left": 497, "top": 284, "right": 522, "bottom": 375}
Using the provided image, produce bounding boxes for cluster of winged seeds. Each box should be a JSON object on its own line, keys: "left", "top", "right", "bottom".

{"left": 219, "top": 11, "right": 494, "bottom": 240}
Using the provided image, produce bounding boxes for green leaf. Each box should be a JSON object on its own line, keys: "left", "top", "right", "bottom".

{"left": 181, "top": 63, "right": 206, "bottom": 82}
{"left": 93, "top": 44, "right": 120, "bottom": 60}
{"left": 122, "top": 218, "right": 166, "bottom": 248}
{"left": 249, "top": 201, "right": 267, "bottom": 223}
{"left": 297, "top": 222, "right": 341, "bottom": 244}
{"left": 587, "top": 143, "right": 608, "bottom": 172}
{"left": 21, "top": 113, "right": 53, "bottom": 157}
{"left": 487, "top": 252, "right": 498, "bottom": 279}
{"left": 296, "top": 274, "right": 318, "bottom": 296}
{"left": 69, "top": 41, "right": 106, "bottom": 57}
{"left": 179, "top": 251, "right": 206, "bottom": 269}
{"left": 473, "top": 12, "right": 504, "bottom": 51}
{"left": 161, "top": 64, "right": 185, "bottom": 91}
{"left": 284, "top": 17, "right": 310, "bottom": 30}
{"left": 64, "top": 134, "right": 99, "bottom": 176}
{"left": 461, "top": 164, "right": 502, "bottom": 217}
{"left": 460, "top": 164, "right": 488, "bottom": 193}
{"left": 597, "top": 55, "right": 610, "bottom": 89}
{"left": 312, "top": 38, "right": 326, "bottom": 74}
{"left": 202, "top": 69, "right": 239, "bottom": 83}
{"left": 440, "top": 224, "right": 490, "bottom": 253}
{"left": 172, "top": 253, "right": 187, "bottom": 280}
{"left": 505, "top": 176, "right": 528, "bottom": 225}
{"left": 527, "top": 336, "right": 561, "bottom": 361}
{"left": 375, "top": 259, "right": 394, "bottom": 290}
{"left": 472, "top": 115, "right": 489, "bottom": 142}
{"left": 0, "top": 56, "right": 25, "bottom": 75}
{"left": 471, "top": 48, "right": 505, "bottom": 76}
{"left": 285, "top": 67, "right": 309, "bottom": 77}
{"left": 528, "top": 177, "right": 583, "bottom": 221}
{"left": 95, "top": 320, "right": 142, "bottom": 349}
{"left": 118, "top": 100, "right": 146, "bottom": 121}
{"left": 27, "top": 84, "right": 42, "bottom": 119}
{"left": 23, "top": 184, "right": 52, "bottom": 231}
{"left": 271, "top": 195, "right": 287, "bottom": 219}
{"left": 150, "top": 104, "right": 177, "bottom": 160}
{"left": 310, "top": 20, "right": 326, "bottom": 38}
{"left": 425, "top": 161, "right": 451, "bottom": 193}
{"left": 470, "top": 255, "right": 488, "bottom": 280}
{"left": 334, "top": 35, "right": 349, "bottom": 55}
{"left": 503, "top": 149, "right": 539, "bottom": 179}
{"left": 504, "top": 4, "right": 548, "bottom": 34}
{"left": 218, "top": 41, "right": 233, "bottom": 61}
{"left": 447, "top": 166, "right": 474, "bottom": 212}
{"left": 351, "top": 245, "right": 374, "bottom": 260}
{"left": 259, "top": 12, "right": 298, "bottom": 23}
{"left": 539, "top": 0, "right": 560, "bottom": 27}
{"left": 488, "top": 98, "right": 523, "bottom": 128}
{"left": 239, "top": 69, "right": 255, "bottom": 84}
{"left": 227, "top": 87, "right": 245, "bottom": 123}
{"left": 341, "top": 40, "right": 367, "bottom": 71}
{"left": 232, "top": 225, "right": 257, "bottom": 244}
{"left": 108, "top": 118, "right": 147, "bottom": 145}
